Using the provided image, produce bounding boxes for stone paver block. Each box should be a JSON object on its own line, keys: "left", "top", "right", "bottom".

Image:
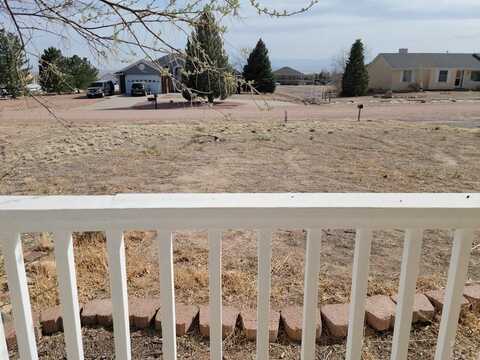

{"left": 391, "top": 293, "right": 435, "bottom": 323}
{"left": 280, "top": 306, "right": 321, "bottom": 342}
{"left": 365, "top": 295, "right": 396, "bottom": 331}
{"left": 321, "top": 303, "right": 349, "bottom": 338}
{"left": 175, "top": 304, "right": 199, "bottom": 336}
{"left": 155, "top": 304, "right": 200, "bottom": 336}
{"left": 3, "top": 313, "right": 41, "bottom": 348}
{"left": 199, "top": 305, "right": 239, "bottom": 339}
{"left": 81, "top": 299, "right": 112, "bottom": 326}
{"left": 240, "top": 310, "right": 280, "bottom": 342}
{"left": 40, "top": 306, "right": 63, "bottom": 335}
{"left": 425, "top": 289, "right": 470, "bottom": 313}
{"left": 464, "top": 285, "right": 480, "bottom": 311}
{"left": 129, "top": 297, "right": 160, "bottom": 329}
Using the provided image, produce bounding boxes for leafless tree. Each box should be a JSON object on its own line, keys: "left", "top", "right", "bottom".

{"left": 0, "top": 0, "right": 319, "bottom": 182}
{"left": 1, "top": 1, "right": 318, "bottom": 67}
{"left": 0, "top": 0, "right": 320, "bottom": 110}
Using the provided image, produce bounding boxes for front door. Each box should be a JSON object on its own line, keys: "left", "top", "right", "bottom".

{"left": 455, "top": 70, "right": 464, "bottom": 88}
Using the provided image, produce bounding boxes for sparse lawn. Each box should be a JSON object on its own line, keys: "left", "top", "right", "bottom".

{"left": 1, "top": 89, "right": 480, "bottom": 359}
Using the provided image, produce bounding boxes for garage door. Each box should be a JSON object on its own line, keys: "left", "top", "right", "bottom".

{"left": 125, "top": 74, "right": 162, "bottom": 95}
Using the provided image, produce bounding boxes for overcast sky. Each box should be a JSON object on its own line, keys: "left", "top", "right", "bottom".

{"left": 27, "top": 0, "right": 480, "bottom": 73}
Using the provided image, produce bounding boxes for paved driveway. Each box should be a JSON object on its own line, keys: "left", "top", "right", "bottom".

{"left": 82, "top": 95, "right": 146, "bottom": 111}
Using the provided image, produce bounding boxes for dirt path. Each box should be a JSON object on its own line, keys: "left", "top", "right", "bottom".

{"left": 2, "top": 93, "right": 480, "bottom": 127}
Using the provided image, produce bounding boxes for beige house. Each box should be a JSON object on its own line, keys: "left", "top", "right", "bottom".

{"left": 368, "top": 49, "right": 480, "bottom": 92}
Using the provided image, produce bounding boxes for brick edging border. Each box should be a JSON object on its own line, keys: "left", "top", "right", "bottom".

{"left": 3, "top": 284, "right": 479, "bottom": 349}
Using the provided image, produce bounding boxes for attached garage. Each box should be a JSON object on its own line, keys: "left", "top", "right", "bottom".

{"left": 115, "top": 60, "right": 162, "bottom": 96}
{"left": 125, "top": 74, "right": 161, "bottom": 95}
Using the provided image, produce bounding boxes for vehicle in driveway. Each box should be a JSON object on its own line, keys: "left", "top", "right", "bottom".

{"left": 87, "top": 80, "right": 114, "bottom": 98}
{"left": 131, "top": 82, "right": 147, "bottom": 96}
{"left": 25, "top": 83, "right": 43, "bottom": 94}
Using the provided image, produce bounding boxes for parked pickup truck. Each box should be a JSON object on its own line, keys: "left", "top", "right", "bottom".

{"left": 87, "top": 80, "right": 114, "bottom": 98}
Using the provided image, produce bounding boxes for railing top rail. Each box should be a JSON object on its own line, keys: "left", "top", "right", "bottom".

{"left": 0, "top": 193, "right": 479, "bottom": 232}
{"left": 0, "top": 193, "right": 479, "bottom": 211}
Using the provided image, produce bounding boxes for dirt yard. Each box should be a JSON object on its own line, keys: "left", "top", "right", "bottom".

{"left": 1, "top": 88, "right": 480, "bottom": 359}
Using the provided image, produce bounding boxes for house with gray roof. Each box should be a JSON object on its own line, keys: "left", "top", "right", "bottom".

{"left": 115, "top": 54, "right": 185, "bottom": 96}
{"left": 368, "top": 49, "right": 480, "bottom": 92}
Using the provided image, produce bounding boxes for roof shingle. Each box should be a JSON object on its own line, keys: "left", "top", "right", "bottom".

{"left": 379, "top": 53, "right": 480, "bottom": 69}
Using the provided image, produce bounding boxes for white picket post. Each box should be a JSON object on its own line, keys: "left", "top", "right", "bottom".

{"left": 346, "top": 229, "right": 372, "bottom": 360}
{"left": 106, "top": 229, "right": 131, "bottom": 360}
{"left": 2, "top": 233, "right": 38, "bottom": 360}
{"left": 434, "top": 229, "right": 474, "bottom": 360}
{"left": 54, "top": 231, "right": 84, "bottom": 360}
{"left": 209, "top": 230, "right": 223, "bottom": 360}
{"left": 157, "top": 230, "right": 177, "bottom": 360}
{"left": 390, "top": 229, "right": 424, "bottom": 360}
{"left": 301, "top": 229, "right": 322, "bottom": 360}
{"left": 256, "top": 230, "right": 272, "bottom": 360}
{"left": 0, "top": 309, "right": 8, "bottom": 359}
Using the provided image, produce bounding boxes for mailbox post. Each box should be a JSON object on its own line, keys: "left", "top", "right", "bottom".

{"left": 357, "top": 104, "right": 364, "bottom": 121}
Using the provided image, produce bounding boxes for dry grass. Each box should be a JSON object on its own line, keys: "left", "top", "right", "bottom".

{"left": 1, "top": 91, "right": 480, "bottom": 358}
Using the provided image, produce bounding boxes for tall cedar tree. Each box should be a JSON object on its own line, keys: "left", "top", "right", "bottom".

{"left": 0, "top": 29, "right": 29, "bottom": 97}
{"left": 39, "top": 47, "right": 67, "bottom": 93}
{"left": 182, "top": 9, "right": 235, "bottom": 102}
{"left": 243, "top": 39, "right": 276, "bottom": 93}
{"left": 64, "top": 55, "right": 98, "bottom": 89}
{"left": 341, "top": 39, "right": 369, "bottom": 97}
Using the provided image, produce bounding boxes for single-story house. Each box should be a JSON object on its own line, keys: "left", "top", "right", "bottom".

{"left": 368, "top": 49, "right": 480, "bottom": 92}
{"left": 115, "top": 54, "right": 185, "bottom": 95}
{"left": 273, "top": 67, "right": 308, "bottom": 85}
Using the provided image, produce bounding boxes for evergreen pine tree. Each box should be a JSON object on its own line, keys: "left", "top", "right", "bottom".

{"left": 243, "top": 39, "right": 276, "bottom": 93}
{"left": 64, "top": 55, "right": 98, "bottom": 90}
{"left": 341, "top": 39, "right": 369, "bottom": 97}
{"left": 182, "top": 9, "right": 235, "bottom": 103}
{"left": 0, "top": 29, "right": 29, "bottom": 97}
{"left": 39, "top": 47, "right": 67, "bottom": 93}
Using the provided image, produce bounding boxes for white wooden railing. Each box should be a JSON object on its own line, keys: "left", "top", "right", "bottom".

{"left": 0, "top": 193, "right": 478, "bottom": 360}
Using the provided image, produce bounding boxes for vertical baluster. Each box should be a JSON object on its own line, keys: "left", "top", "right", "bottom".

{"left": 0, "top": 305, "right": 8, "bottom": 359}
{"left": 2, "top": 232, "right": 38, "bottom": 360}
{"left": 301, "top": 229, "right": 322, "bottom": 360}
{"left": 434, "top": 229, "right": 474, "bottom": 360}
{"left": 106, "top": 229, "right": 131, "bottom": 360}
{"left": 390, "top": 229, "right": 424, "bottom": 360}
{"left": 157, "top": 230, "right": 177, "bottom": 360}
{"left": 257, "top": 230, "right": 272, "bottom": 360}
{"left": 208, "top": 230, "right": 222, "bottom": 360}
{"left": 346, "top": 229, "right": 372, "bottom": 360}
{"left": 54, "top": 231, "right": 84, "bottom": 360}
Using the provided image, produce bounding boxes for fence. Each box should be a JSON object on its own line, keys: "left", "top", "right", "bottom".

{"left": 0, "top": 193, "right": 478, "bottom": 360}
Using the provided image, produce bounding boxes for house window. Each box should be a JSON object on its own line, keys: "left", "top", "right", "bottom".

{"left": 471, "top": 71, "right": 480, "bottom": 82}
{"left": 402, "top": 70, "right": 413, "bottom": 82}
{"left": 438, "top": 70, "right": 448, "bottom": 82}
